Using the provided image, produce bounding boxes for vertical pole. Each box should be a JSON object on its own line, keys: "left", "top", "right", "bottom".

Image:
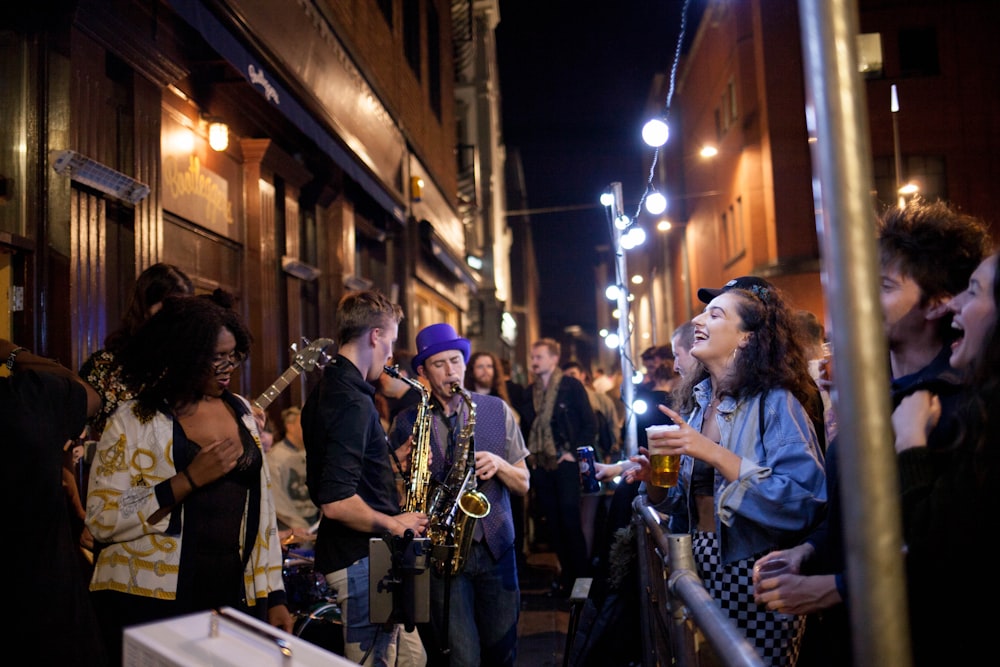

{"left": 891, "top": 84, "right": 904, "bottom": 208}
{"left": 611, "top": 182, "right": 638, "bottom": 458}
{"left": 796, "top": 0, "right": 912, "bottom": 665}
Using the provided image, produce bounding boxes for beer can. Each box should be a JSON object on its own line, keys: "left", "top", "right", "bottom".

{"left": 576, "top": 446, "right": 601, "bottom": 494}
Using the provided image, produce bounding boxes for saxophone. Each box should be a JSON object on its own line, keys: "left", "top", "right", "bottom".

{"left": 426, "top": 383, "right": 491, "bottom": 576}
{"left": 384, "top": 365, "right": 432, "bottom": 514}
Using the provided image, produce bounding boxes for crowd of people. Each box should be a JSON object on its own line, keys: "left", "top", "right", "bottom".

{"left": 6, "top": 197, "right": 999, "bottom": 667}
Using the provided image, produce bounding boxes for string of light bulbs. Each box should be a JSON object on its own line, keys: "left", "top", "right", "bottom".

{"left": 633, "top": 0, "right": 692, "bottom": 223}
{"left": 600, "top": 0, "right": 693, "bottom": 459}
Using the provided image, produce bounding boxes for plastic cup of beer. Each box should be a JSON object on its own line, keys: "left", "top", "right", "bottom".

{"left": 645, "top": 424, "right": 681, "bottom": 488}
{"left": 753, "top": 557, "right": 791, "bottom": 582}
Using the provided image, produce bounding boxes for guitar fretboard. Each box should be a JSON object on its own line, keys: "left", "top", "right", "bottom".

{"left": 254, "top": 364, "right": 303, "bottom": 411}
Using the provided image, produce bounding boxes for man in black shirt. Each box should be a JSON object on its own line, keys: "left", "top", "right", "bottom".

{"left": 302, "top": 291, "right": 428, "bottom": 665}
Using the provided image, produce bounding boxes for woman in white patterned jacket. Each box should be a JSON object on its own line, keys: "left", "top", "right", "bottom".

{"left": 86, "top": 290, "right": 292, "bottom": 665}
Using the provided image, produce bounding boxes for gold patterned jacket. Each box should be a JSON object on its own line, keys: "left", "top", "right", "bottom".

{"left": 85, "top": 394, "right": 285, "bottom": 605}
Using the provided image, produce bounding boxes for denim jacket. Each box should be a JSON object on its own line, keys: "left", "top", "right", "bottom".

{"left": 671, "top": 379, "right": 827, "bottom": 564}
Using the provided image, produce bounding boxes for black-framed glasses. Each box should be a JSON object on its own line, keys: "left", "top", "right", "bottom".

{"left": 211, "top": 351, "right": 246, "bottom": 372}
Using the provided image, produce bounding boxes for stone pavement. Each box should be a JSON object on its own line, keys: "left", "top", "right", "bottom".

{"left": 516, "top": 551, "right": 571, "bottom": 667}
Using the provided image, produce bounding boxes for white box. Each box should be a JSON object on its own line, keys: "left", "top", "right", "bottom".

{"left": 123, "top": 606, "right": 354, "bottom": 667}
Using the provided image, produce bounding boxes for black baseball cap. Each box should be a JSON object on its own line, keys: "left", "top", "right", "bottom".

{"left": 697, "top": 275, "right": 775, "bottom": 304}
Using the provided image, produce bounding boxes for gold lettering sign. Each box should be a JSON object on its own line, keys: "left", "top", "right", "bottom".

{"left": 163, "top": 155, "right": 234, "bottom": 229}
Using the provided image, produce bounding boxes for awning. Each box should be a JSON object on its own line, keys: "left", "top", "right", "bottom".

{"left": 167, "top": 0, "right": 403, "bottom": 221}
{"left": 421, "top": 220, "right": 480, "bottom": 292}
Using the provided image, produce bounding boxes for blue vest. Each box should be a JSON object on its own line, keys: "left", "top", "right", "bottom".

{"left": 393, "top": 392, "right": 515, "bottom": 560}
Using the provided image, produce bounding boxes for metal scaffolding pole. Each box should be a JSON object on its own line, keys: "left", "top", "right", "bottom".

{"left": 796, "top": 0, "right": 912, "bottom": 665}
{"left": 610, "top": 182, "right": 638, "bottom": 458}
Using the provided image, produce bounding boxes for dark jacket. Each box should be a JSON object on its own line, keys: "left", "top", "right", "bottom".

{"left": 520, "top": 374, "right": 597, "bottom": 455}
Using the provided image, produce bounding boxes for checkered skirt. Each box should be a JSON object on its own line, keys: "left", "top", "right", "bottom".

{"left": 692, "top": 531, "right": 805, "bottom": 667}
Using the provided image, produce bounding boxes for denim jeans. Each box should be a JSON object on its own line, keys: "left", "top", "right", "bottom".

{"left": 426, "top": 541, "right": 520, "bottom": 667}
{"left": 327, "top": 557, "right": 427, "bottom": 667}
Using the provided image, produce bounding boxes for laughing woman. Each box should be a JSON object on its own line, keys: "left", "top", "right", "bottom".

{"left": 891, "top": 251, "right": 999, "bottom": 667}
{"left": 643, "top": 276, "right": 827, "bottom": 667}
{"left": 85, "top": 291, "right": 292, "bottom": 665}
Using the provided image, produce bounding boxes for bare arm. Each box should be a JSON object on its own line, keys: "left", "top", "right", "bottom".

{"left": 475, "top": 452, "right": 530, "bottom": 496}
{"left": 321, "top": 493, "right": 428, "bottom": 537}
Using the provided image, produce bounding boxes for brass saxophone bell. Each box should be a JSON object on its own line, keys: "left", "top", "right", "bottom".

{"left": 459, "top": 490, "right": 491, "bottom": 519}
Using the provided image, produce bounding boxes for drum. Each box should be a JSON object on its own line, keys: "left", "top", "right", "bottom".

{"left": 294, "top": 601, "right": 345, "bottom": 656}
{"left": 282, "top": 548, "right": 330, "bottom": 615}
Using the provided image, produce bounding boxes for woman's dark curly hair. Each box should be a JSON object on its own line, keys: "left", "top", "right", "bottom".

{"left": 118, "top": 289, "right": 251, "bottom": 416}
{"left": 719, "top": 287, "right": 821, "bottom": 426}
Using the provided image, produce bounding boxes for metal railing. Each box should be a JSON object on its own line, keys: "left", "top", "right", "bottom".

{"left": 634, "top": 494, "right": 765, "bottom": 667}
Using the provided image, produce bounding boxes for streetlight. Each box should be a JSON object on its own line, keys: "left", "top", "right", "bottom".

{"left": 891, "top": 84, "right": 905, "bottom": 209}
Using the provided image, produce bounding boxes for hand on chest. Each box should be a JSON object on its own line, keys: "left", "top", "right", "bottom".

{"left": 177, "top": 398, "right": 242, "bottom": 447}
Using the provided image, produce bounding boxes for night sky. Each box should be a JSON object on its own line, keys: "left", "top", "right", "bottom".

{"left": 496, "top": 0, "right": 699, "bottom": 345}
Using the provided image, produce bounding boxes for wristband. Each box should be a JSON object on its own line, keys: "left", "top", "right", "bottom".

{"left": 182, "top": 468, "right": 200, "bottom": 490}
{"left": 5, "top": 347, "right": 28, "bottom": 372}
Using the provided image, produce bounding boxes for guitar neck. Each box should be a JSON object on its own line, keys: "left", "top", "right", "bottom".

{"left": 254, "top": 364, "right": 303, "bottom": 411}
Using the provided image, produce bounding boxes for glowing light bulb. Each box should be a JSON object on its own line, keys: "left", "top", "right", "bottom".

{"left": 633, "top": 398, "right": 649, "bottom": 415}
{"left": 605, "top": 333, "right": 620, "bottom": 349}
{"left": 642, "top": 118, "right": 670, "bottom": 147}
{"left": 600, "top": 192, "right": 615, "bottom": 207}
{"left": 208, "top": 121, "right": 229, "bottom": 152}
{"left": 625, "top": 226, "right": 646, "bottom": 247}
{"left": 605, "top": 285, "right": 620, "bottom": 301}
{"left": 614, "top": 214, "right": 631, "bottom": 230}
{"left": 645, "top": 191, "right": 667, "bottom": 215}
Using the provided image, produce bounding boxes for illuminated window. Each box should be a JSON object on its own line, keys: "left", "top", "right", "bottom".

{"left": 857, "top": 33, "right": 883, "bottom": 78}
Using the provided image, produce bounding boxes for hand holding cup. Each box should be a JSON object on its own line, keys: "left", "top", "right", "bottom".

{"left": 645, "top": 423, "right": 681, "bottom": 487}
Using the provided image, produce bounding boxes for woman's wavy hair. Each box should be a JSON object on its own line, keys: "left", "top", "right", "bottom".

{"left": 954, "top": 253, "right": 1000, "bottom": 484}
{"left": 723, "top": 286, "right": 820, "bottom": 425}
{"left": 119, "top": 289, "right": 251, "bottom": 416}
{"left": 105, "top": 263, "right": 193, "bottom": 353}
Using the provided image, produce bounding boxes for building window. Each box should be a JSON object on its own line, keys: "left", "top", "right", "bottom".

{"left": 404, "top": 0, "right": 421, "bottom": 80}
{"left": 899, "top": 27, "right": 939, "bottom": 77}
{"left": 727, "top": 79, "right": 738, "bottom": 124}
{"left": 857, "top": 32, "right": 883, "bottom": 78}
{"left": 427, "top": 2, "right": 441, "bottom": 119}
{"left": 377, "top": 0, "right": 392, "bottom": 27}
{"left": 722, "top": 199, "right": 745, "bottom": 265}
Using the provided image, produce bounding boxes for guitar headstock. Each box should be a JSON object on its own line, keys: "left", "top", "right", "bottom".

{"left": 291, "top": 337, "right": 335, "bottom": 372}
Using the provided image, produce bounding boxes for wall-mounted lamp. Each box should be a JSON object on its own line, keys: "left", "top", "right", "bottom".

{"left": 410, "top": 176, "right": 425, "bottom": 202}
{"left": 208, "top": 120, "right": 229, "bottom": 152}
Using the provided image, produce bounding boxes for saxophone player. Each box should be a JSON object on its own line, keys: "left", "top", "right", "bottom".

{"left": 301, "top": 290, "right": 429, "bottom": 666}
{"left": 389, "top": 323, "right": 530, "bottom": 667}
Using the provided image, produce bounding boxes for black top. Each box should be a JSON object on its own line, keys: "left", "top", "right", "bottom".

{"left": 179, "top": 415, "right": 263, "bottom": 610}
{"left": 4, "top": 370, "right": 107, "bottom": 665}
{"left": 302, "top": 356, "right": 400, "bottom": 573}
